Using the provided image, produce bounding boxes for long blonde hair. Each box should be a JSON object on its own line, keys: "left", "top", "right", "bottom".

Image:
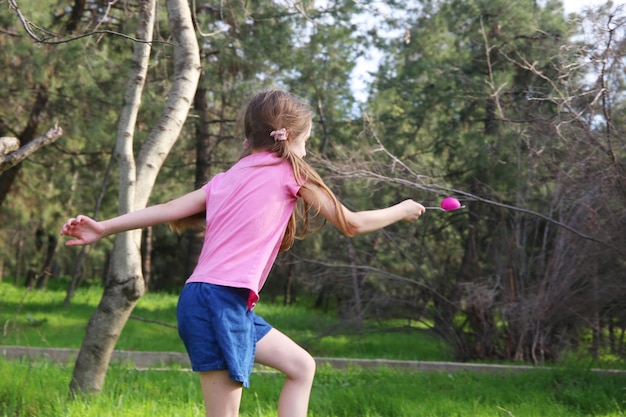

{"left": 241, "top": 89, "right": 354, "bottom": 252}
{"left": 171, "top": 90, "right": 354, "bottom": 252}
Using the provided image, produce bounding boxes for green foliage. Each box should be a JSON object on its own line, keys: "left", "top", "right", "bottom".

{"left": 0, "top": 0, "right": 194, "bottom": 290}
{"left": 362, "top": 0, "right": 626, "bottom": 364}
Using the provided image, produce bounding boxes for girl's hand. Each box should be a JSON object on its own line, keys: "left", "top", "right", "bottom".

{"left": 398, "top": 199, "right": 426, "bottom": 222}
{"left": 59, "top": 215, "right": 106, "bottom": 246}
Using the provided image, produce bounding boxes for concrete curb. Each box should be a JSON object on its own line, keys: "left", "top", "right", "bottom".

{"left": 1, "top": 346, "right": 191, "bottom": 368}
{"left": 2, "top": 346, "right": 625, "bottom": 376}
{"left": 317, "top": 357, "right": 626, "bottom": 375}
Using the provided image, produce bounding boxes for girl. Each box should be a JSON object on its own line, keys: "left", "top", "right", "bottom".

{"left": 60, "top": 89, "right": 425, "bottom": 417}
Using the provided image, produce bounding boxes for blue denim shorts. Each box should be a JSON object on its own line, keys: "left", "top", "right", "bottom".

{"left": 176, "top": 282, "right": 273, "bottom": 388}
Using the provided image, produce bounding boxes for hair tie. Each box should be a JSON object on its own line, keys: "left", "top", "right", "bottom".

{"left": 270, "top": 128, "right": 288, "bottom": 141}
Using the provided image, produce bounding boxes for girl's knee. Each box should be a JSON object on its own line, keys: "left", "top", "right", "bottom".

{"left": 290, "top": 351, "right": 316, "bottom": 382}
{"left": 303, "top": 351, "right": 317, "bottom": 375}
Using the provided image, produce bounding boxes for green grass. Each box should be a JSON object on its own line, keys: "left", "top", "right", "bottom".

{"left": 0, "top": 281, "right": 450, "bottom": 361}
{"left": 2, "top": 281, "right": 626, "bottom": 416}
{"left": 1, "top": 358, "right": 625, "bottom": 417}
{"left": 2, "top": 280, "right": 625, "bottom": 368}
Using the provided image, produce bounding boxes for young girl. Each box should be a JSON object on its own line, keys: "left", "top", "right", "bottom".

{"left": 60, "top": 89, "right": 425, "bottom": 417}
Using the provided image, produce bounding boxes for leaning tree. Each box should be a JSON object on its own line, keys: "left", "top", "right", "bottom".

{"left": 7, "top": 0, "right": 201, "bottom": 393}
{"left": 66, "top": 0, "right": 201, "bottom": 394}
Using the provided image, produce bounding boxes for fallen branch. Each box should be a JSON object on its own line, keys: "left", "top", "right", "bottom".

{"left": 129, "top": 315, "right": 178, "bottom": 330}
{"left": 0, "top": 123, "right": 63, "bottom": 174}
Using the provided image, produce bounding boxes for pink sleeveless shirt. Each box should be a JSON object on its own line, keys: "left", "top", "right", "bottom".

{"left": 185, "top": 151, "right": 302, "bottom": 306}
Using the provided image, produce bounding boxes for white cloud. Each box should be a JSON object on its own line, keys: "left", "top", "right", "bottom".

{"left": 562, "top": 0, "right": 605, "bottom": 15}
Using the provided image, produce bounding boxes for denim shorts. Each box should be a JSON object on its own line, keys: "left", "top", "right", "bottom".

{"left": 176, "top": 282, "right": 273, "bottom": 388}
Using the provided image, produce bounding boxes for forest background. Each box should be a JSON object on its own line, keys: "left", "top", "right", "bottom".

{"left": 1, "top": 0, "right": 625, "bottom": 394}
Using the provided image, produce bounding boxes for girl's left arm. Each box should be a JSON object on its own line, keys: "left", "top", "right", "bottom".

{"left": 299, "top": 184, "right": 425, "bottom": 236}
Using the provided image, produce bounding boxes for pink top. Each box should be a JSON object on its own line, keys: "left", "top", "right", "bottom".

{"left": 185, "top": 151, "right": 302, "bottom": 306}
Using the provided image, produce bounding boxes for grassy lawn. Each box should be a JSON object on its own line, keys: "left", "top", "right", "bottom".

{"left": 0, "top": 281, "right": 451, "bottom": 361}
{"left": 1, "top": 357, "right": 625, "bottom": 417}
{"left": 1, "top": 281, "right": 625, "bottom": 416}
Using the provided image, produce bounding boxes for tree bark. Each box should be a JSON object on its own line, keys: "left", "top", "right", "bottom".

{"left": 141, "top": 226, "right": 153, "bottom": 289}
{"left": 35, "top": 232, "right": 59, "bottom": 289}
{"left": 0, "top": 124, "right": 62, "bottom": 176}
{"left": 183, "top": 83, "right": 212, "bottom": 279}
{"left": 0, "top": 84, "right": 59, "bottom": 209}
{"left": 69, "top": 0, "right": 200, "bottom": 395}
{"left": 346, "top": 238, "right": 363, "bottom": 332}
{"left": 66, "top": 0, "right": 86, "bottom": 33}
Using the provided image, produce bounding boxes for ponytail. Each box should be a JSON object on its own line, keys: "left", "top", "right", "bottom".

{"left": 277, "top": 145, "right": 355, "bottom": 253}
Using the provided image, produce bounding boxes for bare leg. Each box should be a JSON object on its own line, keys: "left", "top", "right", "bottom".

{"left": 199, "top": 370, "right": 243, "bottom": 417}
{"left": 255, "top": 328, "right": 316, "bottom": 417}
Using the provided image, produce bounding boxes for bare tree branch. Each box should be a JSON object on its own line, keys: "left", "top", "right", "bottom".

{"left": 129, "top": 315, "right": 177, "bottom": 330}
{"left": 313, "top": 117, "right": 621, "bottom": 253}
{"left": 7, "top": 0, "right": 172, "bottom": 45}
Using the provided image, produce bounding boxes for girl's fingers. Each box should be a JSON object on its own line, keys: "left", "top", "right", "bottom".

{"left": 60, "top": 216, "right": 85, "bottom": 236}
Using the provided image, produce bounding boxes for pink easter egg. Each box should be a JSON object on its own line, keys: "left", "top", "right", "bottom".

{"left": 440, "top": 197, "right": 461, "bottom": 211}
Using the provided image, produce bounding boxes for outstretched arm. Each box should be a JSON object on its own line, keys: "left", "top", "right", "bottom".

{"left": 299, "top": 184, "right": 425, "bottom": 236}
{"left": 60, "top": 188, "right": 206, "bottom": 246}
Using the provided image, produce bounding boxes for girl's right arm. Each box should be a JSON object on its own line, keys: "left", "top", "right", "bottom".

{"left": 60, "top": 188, "right": 207, "bottom": 246}
{"left": 299, "top": 184, "right": 425, "bottom": 236}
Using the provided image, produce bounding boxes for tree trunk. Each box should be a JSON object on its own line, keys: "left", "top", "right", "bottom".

{"left": 590, "top": 272, "right": 600, "bottom": 360}
{"left": 69, "top": 0, "right": 156, "bottom": 394}
{"left": 0, "top": 86, "right": 48, "bottom": 204}
{"left": 346, "top": 238, "right": 363, "bottom": 332}
{"left": 142, "top": 226, "right": 153, "bottom": 289}
{"left": 66, "top": 0, "right": 87, "bottom": 33}
{"left": 284, "top": 262, "right": 295, "bottom": 306}
{"left": 13, "top": 231, "right": 24, "bottom": 285}
{"left": 69, "top": 0, "right": 200, "bottom": 395}
{"left": 183, "top": 83, "right": 212, "bottom": 279}
{"left": 35, "top": 232, "right": 59, "bottom": 289}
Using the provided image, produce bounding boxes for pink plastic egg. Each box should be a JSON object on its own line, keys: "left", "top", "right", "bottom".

{"left": 440, "top": 197, "right": 461, "bottom": 211}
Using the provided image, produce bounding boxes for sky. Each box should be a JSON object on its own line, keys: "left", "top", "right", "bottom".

{"left": 350, "top": 0, "right": 617, "bottom": 103}
{"left": 562, "top": 0, "right": 607, "bottom": 14}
